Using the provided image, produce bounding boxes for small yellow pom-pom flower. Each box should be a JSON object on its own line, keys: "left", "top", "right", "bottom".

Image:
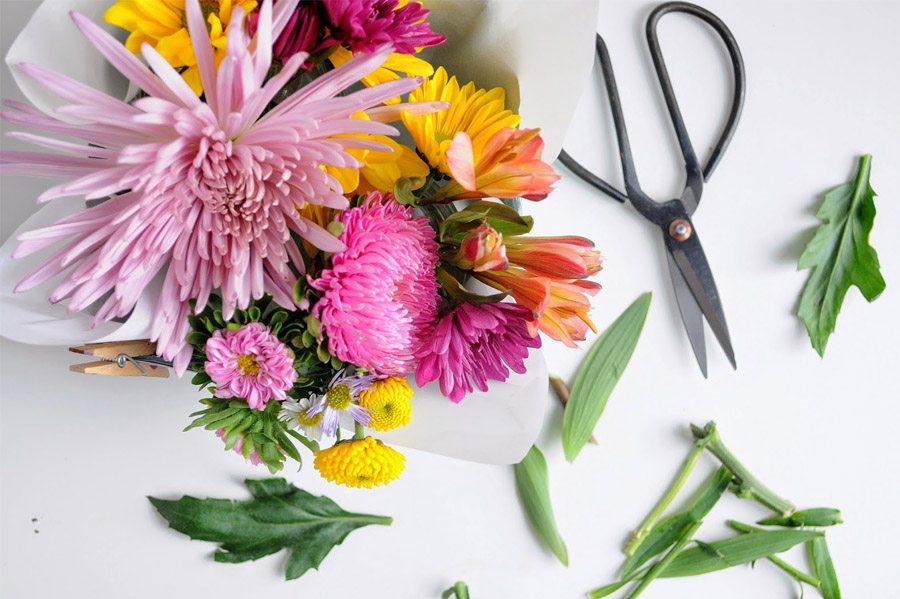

{"left": 314, "top": 437, "right": 405, "bottom": 488}
{"left": 358, "top": 377, "right": 414, "bottom": 432}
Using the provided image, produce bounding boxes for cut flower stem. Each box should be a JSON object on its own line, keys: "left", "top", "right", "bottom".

{"left": 691, "top": 422, "right": 795, "bottom": 516}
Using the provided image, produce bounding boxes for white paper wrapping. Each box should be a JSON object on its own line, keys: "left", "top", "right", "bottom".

{"left": 0, "top": 0, "right": 598, "bottom": 465}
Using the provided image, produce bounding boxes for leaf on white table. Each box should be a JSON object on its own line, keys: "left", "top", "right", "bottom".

{"left": 798, "top": 154, "right": 885, "bottom": 356}
{"left": 149, "top": 478, "right": 392, "bottom": 580}
{"left": 514, "top": 445, "right": 568, "bottom": 566}
{"left": 562, "top": 292, "right": 651, "bottom": 462}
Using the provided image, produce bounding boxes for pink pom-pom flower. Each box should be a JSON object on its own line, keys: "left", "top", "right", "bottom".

{"left": 311, "top": 192, "right": 440, "bottom": 376}
{"left": 204, "top": 322, "right": 297, "bottom": 409}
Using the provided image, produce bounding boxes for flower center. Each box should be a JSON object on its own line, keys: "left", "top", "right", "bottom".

{"left": 236, "top": 354, "right": 260, "bottom": 376}
{"left": 326, "top": 384, "right": 352, "bottom": 410}
{"left": 297, "top": 411, "right": 322, "bottom": 427}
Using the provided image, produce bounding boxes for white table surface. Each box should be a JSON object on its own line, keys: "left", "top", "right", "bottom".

{"left": 2, "top": 0, "right": 899, "bottom": 597}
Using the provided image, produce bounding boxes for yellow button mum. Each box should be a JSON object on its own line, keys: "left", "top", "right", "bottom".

{"left": 359, "top": 377, "right": 413, "bottom": 431}
{"left": 314, "top": 437, "right": 405, "bottom": 488}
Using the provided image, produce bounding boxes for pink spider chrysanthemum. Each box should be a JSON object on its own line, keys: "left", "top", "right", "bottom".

{"left": 204, "top": 322, "right": 297, "bottom": 409}
{"left": 415, "top": 301, "right": 542, "bottom": 403}
{"left": 0, "top": 0, "right": 441, "bottom": 374}
{"left": 310, "top": 192, "right": 440, "bottom": 376}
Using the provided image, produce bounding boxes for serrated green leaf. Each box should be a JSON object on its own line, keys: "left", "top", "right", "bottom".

{"left": 658, "top": 529, "right": 822, "bottom": 578}
{"left": 562, "top": 292, "right": 651, "bottom": 461}
{"left": 809, "top": 537, "right": 841, "bottom": 599}
{"left": 513, "top": 445, "right": 568, "bottom": 566}
{"left": 797, "top": 154, "right": 885, "bottom": 356}
{"left": 622, "top": 467, "right": 731, "bottom": 577}
{"left": 149, "top": 478, "right": 392, "bottom": 580}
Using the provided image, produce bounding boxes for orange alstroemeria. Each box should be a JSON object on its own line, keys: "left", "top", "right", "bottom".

{"left": 504, "top": 236, "right": 602, "bottom": 279}
{"left": 438, "top": 127, "right": 560, "bottom": 201}
{"left": 452, "top": 223, "right": 508, "bottom": 272}
{"left": 477, "top": 268, "right": 600, "bottom": 348}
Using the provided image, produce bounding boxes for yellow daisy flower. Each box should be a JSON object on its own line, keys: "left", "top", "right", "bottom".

{"left": 402, "top": 66, "right": 520, "bottom": 175}
{"left": 359, "top": 377, "right": 413, "bottom": 431}
{"left": 314, "top": 437, "right": 405, "bottom": 488}
{"left": 325, "top": 114, "right": 429, "bottom": 196}
{"left": 104, "top": 0, "right": 258, "bottom": 95}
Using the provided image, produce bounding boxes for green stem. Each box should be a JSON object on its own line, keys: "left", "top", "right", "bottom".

{"left": 691, "top": 422, "right": 795, "bottom": 516}
{"left": 353, "top": 420, "right": 365, "bottom": 440}
{"left": 726, "top": 520, "right": 820, "bottom": 587}
{"left": 626, "top": 520, "right": 703, "bottom": 598}
{"left": 441, "top": 581, "right": 470, "bottom": 599}
{"left": 624, "top": 436, "right": 710, "bottom": 555}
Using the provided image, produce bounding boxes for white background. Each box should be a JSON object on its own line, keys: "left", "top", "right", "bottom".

{"left": 2, "top": 0, "right": 899, "bottom": 597}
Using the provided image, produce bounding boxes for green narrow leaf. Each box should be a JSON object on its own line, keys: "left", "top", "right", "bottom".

{"left": 622, "top": 467, "right": 731, "bottom": 577}
{"left": 513, "top": 445, "right": 568, "bottom": 566}
{"left": 797, "top": 154, "right": 885, "bottom": 356}
{"left": 809, "top": 537, "right": 841, "bottom": 599}
{"left": 658, "top": 529, "right": 822, "bottom": 578}
{"left": 562, "top": 292, "right": 652, "bottom": 461}
{"left": 626, "top": 520, "right": 703, "bottom": 598}
{"left": 149, "top": 478, "right": 392, "bottom": 580}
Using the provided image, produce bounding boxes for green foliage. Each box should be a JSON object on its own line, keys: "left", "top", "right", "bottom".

{"left": 149, "top": 478, "right": 392, "bottom": 580}
{"left": 809, "top": 537, "right": 841, "bottom": 599}
{"left": 798, "top": 154, "right": 885, "bottom": 356}
{"left": 438, "top": 200, "right": 534, "bottom": 242}
{"left": 621, "top": 467, "right": 731, "bottom": 578}
{"left": 758, "top": 508, "right": 842, "bottom": 528}
{"left": 513, "top": 445, "right": 568, "bottom": 566}
{"left": 562, "top": 292, "right": 651, "bottom": 462}
{"left": 185, "top": 399, "right": 302, "bottom": 474}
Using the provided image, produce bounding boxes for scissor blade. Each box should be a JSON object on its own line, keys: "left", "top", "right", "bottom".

{"left": 668, "top": 234, "right": 737, "bottom": 370}
{"left": 665, "top": 251, "right": 708, "bottom": 377}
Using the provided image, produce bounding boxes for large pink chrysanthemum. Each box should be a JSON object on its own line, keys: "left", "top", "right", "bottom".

{"left": 0, "top": 0, "right": 434, "bottom": 374}
{"left": 204, "top": 322, "right": 297, "bottom": 409}
{"left": 415, "top": 302, "right": 542, "bottom": 403}
{"left": 310, "top": 192, "right": 439, "bottom": 376}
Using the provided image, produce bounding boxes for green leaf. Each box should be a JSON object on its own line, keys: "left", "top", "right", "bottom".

{"left": 797, "top": 154, "right": 885, "bottom": 356}
{"left": 513, "top": 445, "right": 568, "bottom": 566}
{"left": 622, "top": 467, "right": 731, "bottom": 577}
{"left": 658, "top": 529, "right": 822, "bottom": 578}
{"left": 562, "top": 292, "right": 652, "bottom": 461}
{"left": 809, "top": 537, "right": 841, "bottom": 599}
{"left": 436, "top": 267, "right": 507, "bottom": 304}
{"left": 758, "top": 507, "right": 842, "bottom": 528}
{"left": 441, "top": 581, "right": 471, "bottom": 599}
{"left": 149, "top": 478, "right": 392, "bottom": 580}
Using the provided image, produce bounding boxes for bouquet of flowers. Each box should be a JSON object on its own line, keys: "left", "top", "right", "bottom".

{"left": 0, "top": 0, "right": 601, "bottom": 488}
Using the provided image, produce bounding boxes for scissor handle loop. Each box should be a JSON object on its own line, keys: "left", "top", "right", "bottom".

{"left": 646, "top": 2, "right": 746, "bottom": 183}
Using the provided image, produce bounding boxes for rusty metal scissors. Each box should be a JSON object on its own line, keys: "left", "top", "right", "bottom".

{"left": 560, "top": 1, "right": 745, "bottom": 376}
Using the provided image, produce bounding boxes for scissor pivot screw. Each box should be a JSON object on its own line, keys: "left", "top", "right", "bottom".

{"left": 669, "top": 219, "right": 693, "bottom": 241}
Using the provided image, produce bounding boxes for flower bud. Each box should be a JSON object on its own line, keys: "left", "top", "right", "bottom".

{"left": 454, "top": 223, "right": 509, "bottom": 272}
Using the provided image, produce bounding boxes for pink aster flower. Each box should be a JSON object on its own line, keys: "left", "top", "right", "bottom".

{"left": 415, "top": 301, "right": 542, "bottom": 403}
{"left": 324, "top": 0, "right": 446, "bottom": 54}
{"left": 204, "top": 322, "right": 297, "bottom": 409}
{"left": 310, "top": 192, "right": 439, "bottom": 376}
{"left": 1, "top": 0, "right": 433, "bottom": 374}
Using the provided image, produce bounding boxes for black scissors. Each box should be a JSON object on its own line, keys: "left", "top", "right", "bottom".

{"left": 560, "top": 1, "right": 745, "bottom": 377}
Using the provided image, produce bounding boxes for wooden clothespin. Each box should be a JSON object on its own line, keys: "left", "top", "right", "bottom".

{"left": 69, "top": 339, "right": 170, "bottom": 378}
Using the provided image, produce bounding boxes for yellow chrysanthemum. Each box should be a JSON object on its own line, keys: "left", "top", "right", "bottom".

{"left": 324, "top": 114, "right": 429, "bottom": 195}
{"left": 104, "top": 0, "right": 257, "bottom": 94}
{"left": 358, "top": 377, "right": 413, "bottom": 431}
{"left": 314, "top": 437, "right": 405, "bottom": 488}
{"left": 402, "top": 66, "right": 520, "bottom": 174}
{"left": 328, "top": 46, "right": 436, "bottom": 104}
